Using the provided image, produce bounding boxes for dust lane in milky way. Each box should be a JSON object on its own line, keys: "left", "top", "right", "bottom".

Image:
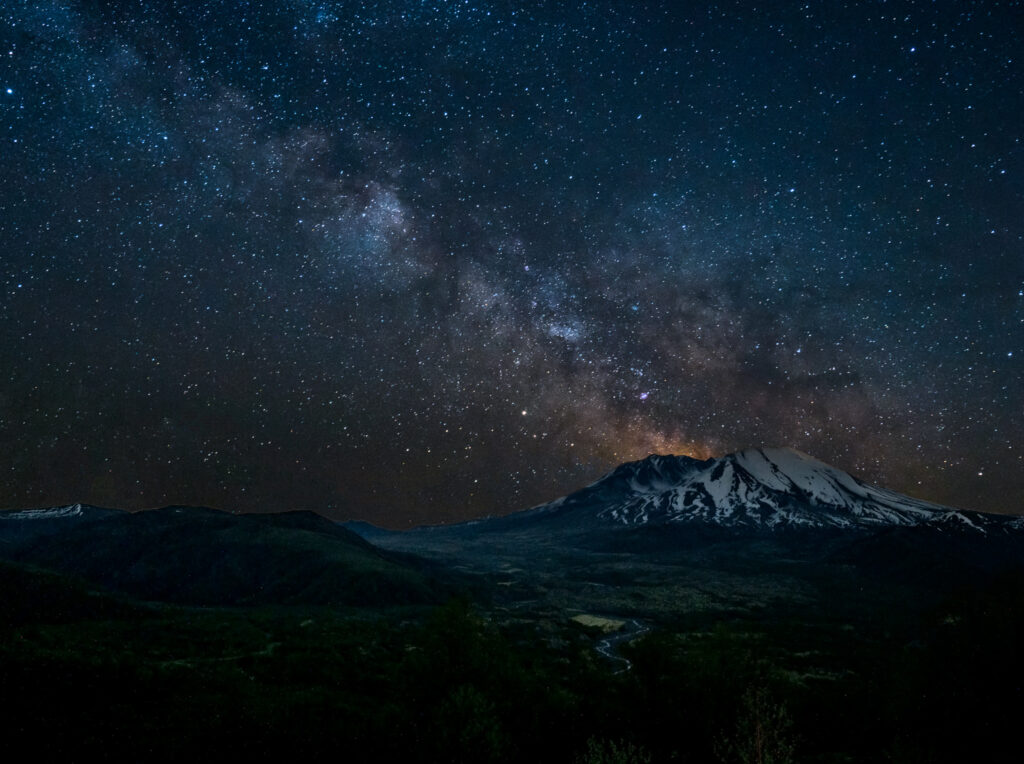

{"left": 0, "top": 1, "right": 1021, "bottom": 525}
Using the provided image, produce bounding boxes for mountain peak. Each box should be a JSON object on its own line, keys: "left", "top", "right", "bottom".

{"left": 541, "top": 447, "right": 987, "bottom": 532}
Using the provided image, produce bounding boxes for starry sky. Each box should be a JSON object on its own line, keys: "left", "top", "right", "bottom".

{"left": 0, "top": 1, "right": 1021, "bottom": 526}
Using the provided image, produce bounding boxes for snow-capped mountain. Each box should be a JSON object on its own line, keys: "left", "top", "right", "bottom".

{"left": 537, "top": 447, "right": 1010, "bottom": 533}
{"left": 0, "top": 503, "right": 86, "bottom": 520}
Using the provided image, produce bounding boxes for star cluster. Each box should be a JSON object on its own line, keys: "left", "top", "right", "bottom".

{"left": 1, "top": 1, "right": 1021, "bottom": 525}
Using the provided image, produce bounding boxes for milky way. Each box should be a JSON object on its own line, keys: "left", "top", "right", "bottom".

{"left": 1, "top": 1, "right": 1021, "bottom": 525}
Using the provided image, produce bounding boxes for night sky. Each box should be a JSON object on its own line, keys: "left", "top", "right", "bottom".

{"left": 1, "top": 1, "right": 1021, "bottom": 526}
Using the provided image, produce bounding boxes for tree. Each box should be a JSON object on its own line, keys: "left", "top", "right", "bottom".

{"left": 717, "top": 686, "right": 796, "bottom": 764}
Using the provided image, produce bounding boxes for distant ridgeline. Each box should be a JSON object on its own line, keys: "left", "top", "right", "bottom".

{"left": 0, "top": 504, "right": 453, "bottom": 606}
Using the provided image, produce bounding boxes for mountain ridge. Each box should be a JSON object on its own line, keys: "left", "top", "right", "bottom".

{"left": 0, "top": 503, "right": 452, "bottom": 606}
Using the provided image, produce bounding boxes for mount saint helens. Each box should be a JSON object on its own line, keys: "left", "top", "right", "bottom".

{"left": 523, "top": 447, "right": 1017, "bottom": 533}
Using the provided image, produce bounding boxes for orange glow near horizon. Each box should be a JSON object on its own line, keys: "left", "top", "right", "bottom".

{"left": 592, "top": 416, "right": 720, "bottom": 466}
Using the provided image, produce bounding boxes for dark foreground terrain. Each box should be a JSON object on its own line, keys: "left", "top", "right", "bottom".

{"left": 2, "top": 500, "right": 1024, "bottom": 761}
{"left": 4, "top": 558, "right": 1024, "bottom": 763}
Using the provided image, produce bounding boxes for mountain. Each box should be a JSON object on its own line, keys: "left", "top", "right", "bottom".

{"left": 0, "top": 504, "right": 453, "bottom": 606}
{"left": 354, "top": 447, "right": 1024, "bottom": 624}
{"left": 529, "top": 447, "right": 1016, "bottom": 534}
